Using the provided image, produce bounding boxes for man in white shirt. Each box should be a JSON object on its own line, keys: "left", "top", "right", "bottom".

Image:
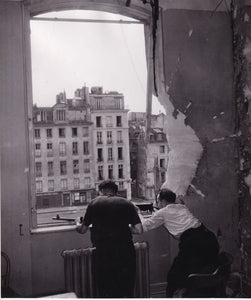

{"left": 132, "top": 188, "right": 219, "bottom": 297}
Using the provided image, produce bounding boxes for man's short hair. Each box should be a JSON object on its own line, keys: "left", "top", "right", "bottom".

{"left": 158, "top": 188, "right": 176, "bottom": 203}
{"left": 98, "top": 180, "right": 118, "bottom": 193}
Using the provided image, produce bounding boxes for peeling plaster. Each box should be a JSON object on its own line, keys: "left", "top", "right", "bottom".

{"left": 154, "top": 15, "right": 203, "bottom": 196}
{"left": 245, "top": 12, "right": 250, "bottom": 22}
{"left": 244, "top": 171, "right": 251, "bottom": 194}
{"left": 158, "top": 85, "right": 203, "bottom": 196}
{"left": 189, "top": 183, "right": 206, "bottom": 198}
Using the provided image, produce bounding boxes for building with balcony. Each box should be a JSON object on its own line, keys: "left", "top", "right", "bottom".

{"left": 33, "top": 87, "right": 95, "bottom": 208}
{"left": 89, "top": 86, "right": 132, "bottom": 199}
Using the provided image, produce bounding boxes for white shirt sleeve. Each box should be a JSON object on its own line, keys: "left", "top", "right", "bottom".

{"left": 142, "top": 210, "right": 165, "bottom": 232}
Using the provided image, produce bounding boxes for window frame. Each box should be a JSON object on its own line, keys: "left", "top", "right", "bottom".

{"left": 25, "top": 4, "right": 154, "bottom": 229}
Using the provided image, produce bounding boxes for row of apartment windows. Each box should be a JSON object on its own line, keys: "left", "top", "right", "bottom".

{"left": 34, "top": 127, "right": 89, "bottom": 139}
{"left": 97, "top": 164, "right": 124, "bottom": 180}
{"left": 35, "top": 141, "right": 90, "bottom": 156}
{"left": 97, "top": 147, "right": 124, "bottom": 162}
{"left": 96, "top": 116, "right": 122, "bottom": 128}
{"left": 35, "top": 142, "right": 124, "bottom": 161}
{"left": 36, "top": 177, "right": 91, "bottom": 193}
{"left": 35, "top": 160, "right": 91, "bottom": 176}
{"left": 35, "top": 161, "right": 124, "bottom": 179}
{"left": 36, "top": 179, "right": 124, "bottom": 194}
{"left": 96, "top": 131, "right": 123, "bottom": 144}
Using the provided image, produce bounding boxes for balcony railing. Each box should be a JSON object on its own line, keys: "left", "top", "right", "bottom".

{"left": 117, "top": 140, "right": 123, "bottom": 144}
{"left": 97, "top": 158, "right": 103, "bottom": 162}
{"left": 48, "top": 171, "right": 54, "bottom": 176}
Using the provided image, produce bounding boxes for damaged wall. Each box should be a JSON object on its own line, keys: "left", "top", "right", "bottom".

{"left": 232, "top": 0, "right": 251, "bottom": 292}
{"left": 158, "top": 7, "right": 240, "bottom": 269}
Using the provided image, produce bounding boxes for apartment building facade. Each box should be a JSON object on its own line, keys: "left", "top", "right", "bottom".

{"left": 129, "top": 112, "right": 169, "bottom": 201}
{"left": 89, "top": 86, "right": 132, "bottom": 199}
{"left": 33, "top": 86, "right": 132, "bottom": 208}
{"left": 33, "top": 88, "right": 95, "bottom": 208}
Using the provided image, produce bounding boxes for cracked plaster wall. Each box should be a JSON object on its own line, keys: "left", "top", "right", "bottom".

{"left": 156, "top": 8, "right": 240, "bottom": 263}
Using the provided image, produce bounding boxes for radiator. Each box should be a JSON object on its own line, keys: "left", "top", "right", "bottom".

{"left": 62, "top": 241, "right": 150, "bottom": 298}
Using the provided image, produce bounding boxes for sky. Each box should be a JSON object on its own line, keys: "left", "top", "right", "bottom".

{"left": 30, "top": 10, "right": 165, "bottom": 114}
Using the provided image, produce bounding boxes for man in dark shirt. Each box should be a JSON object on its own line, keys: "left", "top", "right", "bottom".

{"left": 76, "top": 180, "right": 142, "bottom": 298}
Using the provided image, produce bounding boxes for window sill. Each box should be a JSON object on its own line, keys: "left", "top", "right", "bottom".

{"left": 31, "top": 224, "right": 77, "bottom": 234}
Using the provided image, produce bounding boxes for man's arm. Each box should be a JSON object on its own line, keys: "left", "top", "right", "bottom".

{"left": 76, "top": 220, "right": 89, "bottom": 234}
{"left": 131, "top": 223, "right": 143, "bottom": 234}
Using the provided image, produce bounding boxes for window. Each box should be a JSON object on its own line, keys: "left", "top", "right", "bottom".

{"left": 56, "top": 110, "right": 66, "bottom": 121}
{"left": 83, "top": 127, "right": 89, "bottom": 137}
{"left": 72, "top": 142, "right": 78, "bottom": 155}
{"left": 117, "top": 131, "right": 123, "bottom": 143}
{"left": 160, "top": 145, "right": 165, "bottom": 153}
{"left": 35, "top": 162, "right": 42, "bottom": 177}
{"left": 36, "top": 181, "right": 43, "bottom": 193}
{"left": 119, "top": 181, "right": 124, "bottom": 190}
{"left": 83, "top": 159, "right": 90, "bottom": 173}
{"left": 97, "top": 97, "right": 103, "bottom": 109}
{"left": 60, "top": 161, "right": 67, "bottom": 175}
{"left": 98, "top": 148, "right": 103, "bottom": 162}
{"left": 48, "top": 180, "right": 54, "bottom": 191}
{"left": 34, "top": 128, "right": 40, "bottom": 139}
{"left": 157, "top": 132, "right": 164, "bottom": 141}
{"left": 98, "top": 166, "right": 103, "bottom": 180}
{"left": 83, "top": 141, "right": 89, "bottom": 155}
{"left": 47, "top": 161, "right": 53, "bottom": 176}
{"left": 35, "top": 143, "right": 41, "bottom": 157}
{"left": 80, "top": 192, "right": 87, "bottom": 202}
{"left": 97, "top": 131, "right": 102, "bottom": 144}
{"left": 73, "top": 178, "right": 80, "bottom": 189}
{"left": 118, "top": 147, "right": 123, "bottom": 160}
{"left": 59, "top": 142, "right": 66, "bottom": 156}
{"left": 106, "top": 116, "right": 112, "bottom": 127}
{"left": 84, "top": 177, "right": 91, "bottom": 188}
{"left": 73, "top": 160, "right": 79, "bottom": 174}
{"left": 61, "top": 179, "right": 68, "bottom": 190}
{"left": 107, "top": 131, "right": 112, "bottom": 144}
{"left": 46, "top": 128, "right": 52, "bottom": 138}
{"left": 29, "top": 10, "right": 152, "bottom": 226}
{"left": 72, "top": 127, "right": 78, "bottom": 137}
{"left": 116, "top": 116, "right": 122, "bottom": 127}
{"left": 73, "top": 192, "right": 80, "bottom": 202}
{"left": 96, "top": 116, "right": 102, "bottom": 127}
{"left": 160, "top": 158, "right": 165, "bottom": 168}
{"left": 108, "top": 165, "right": 113, "bottom": 179}
{"left": 118, "top": 164, "right": 123, "bottom": 179}
{"left": 47, "top": 143, "right": 53, "bottom": 156}
{"left": 59, "top": 128, "right": 65, "bottom": 138}
{"left": 108, "top": 148, "right": 113, "bottom": 161}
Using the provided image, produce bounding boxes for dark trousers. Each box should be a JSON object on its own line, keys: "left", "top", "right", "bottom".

{"left": 166, "top": 225, "right": 220, "bottom": 297}
{"left": 94, "top": 240, "right": 136, "bottom": 298}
